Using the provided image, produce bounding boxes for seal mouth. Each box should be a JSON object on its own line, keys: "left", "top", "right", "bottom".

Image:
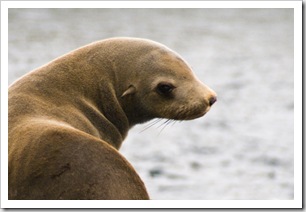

{"left": 171, "top": 104, "right": 211, "bottom": 121}
{"left": 183, "top": 108, "right": 209, "bottom": 120}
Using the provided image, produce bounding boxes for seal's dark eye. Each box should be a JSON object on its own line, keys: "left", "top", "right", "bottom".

{"left": 156, "top": 83, "right": 175, "bottom": 96}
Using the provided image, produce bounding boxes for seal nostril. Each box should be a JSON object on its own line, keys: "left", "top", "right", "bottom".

{"left": 209, "top": 96, "right": 217, "bottom": 106}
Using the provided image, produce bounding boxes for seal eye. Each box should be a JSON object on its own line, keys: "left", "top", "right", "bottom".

{"left": 156, "top": 83, "right": 175, "bottom": 96}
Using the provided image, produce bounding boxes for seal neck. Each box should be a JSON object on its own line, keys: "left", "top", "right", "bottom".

{"left": 93, "top": 82, "right": 130, "bottom": 149}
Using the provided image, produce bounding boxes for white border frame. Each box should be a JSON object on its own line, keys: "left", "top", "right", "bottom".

{"left": 1, "top": 1, "right": 302, "bottom": 209}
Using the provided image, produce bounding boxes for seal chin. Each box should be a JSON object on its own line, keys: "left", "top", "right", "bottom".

{"left": 183, "top": 108, "right": 209, "bottom": 120}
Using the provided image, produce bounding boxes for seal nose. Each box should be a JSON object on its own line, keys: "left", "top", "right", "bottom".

{"left": 209, "top": 96, "right": 217, "bottom": 106}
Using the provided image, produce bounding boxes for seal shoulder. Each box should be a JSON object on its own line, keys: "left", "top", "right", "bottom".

{"left": 9, "top": 120, "right": 149, "bottom": 200}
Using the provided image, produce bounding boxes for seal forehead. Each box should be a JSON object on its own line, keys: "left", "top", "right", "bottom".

{"left": 154, "top": 50, "right": 194, "bottom": 78}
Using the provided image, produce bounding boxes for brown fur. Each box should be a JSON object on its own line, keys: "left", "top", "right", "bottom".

{"left": 8, "top": 37, "right": 217, "bottom": 200}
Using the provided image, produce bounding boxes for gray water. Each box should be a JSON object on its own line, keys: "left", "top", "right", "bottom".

{"left": 8, "top": 8, "right": 294, "bottom": 200}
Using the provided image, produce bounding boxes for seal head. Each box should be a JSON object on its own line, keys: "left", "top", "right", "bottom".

{"left": 114, "top": 38, "right": 217, "bottom": 124}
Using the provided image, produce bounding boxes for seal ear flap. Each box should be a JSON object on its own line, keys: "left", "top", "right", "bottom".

{"left": 121, "top": 85, "right": 137, "bottom": 98}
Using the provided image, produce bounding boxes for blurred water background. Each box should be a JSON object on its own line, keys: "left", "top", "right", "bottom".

{"left": 8, "top": 8, "right": 294, "bottom": 200}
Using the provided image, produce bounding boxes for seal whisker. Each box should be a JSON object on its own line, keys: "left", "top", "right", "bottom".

{"left": 157, "top": 119, "right": 172, "bottom": 129}
{"left": 158, "top": 119, "right": 170, "bottom": 136}
{"left": 171, "top": 120, "right": 177, "bottom": 126}
{"left": 139, "top": 118, "right": 163, "bottom": 133}
{"left": 158, "top": 119, "right": 176, "bottom": 135}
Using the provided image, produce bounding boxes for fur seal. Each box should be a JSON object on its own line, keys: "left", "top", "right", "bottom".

{"left": 8, "top": 37, "right": 217, "bottom": 200}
